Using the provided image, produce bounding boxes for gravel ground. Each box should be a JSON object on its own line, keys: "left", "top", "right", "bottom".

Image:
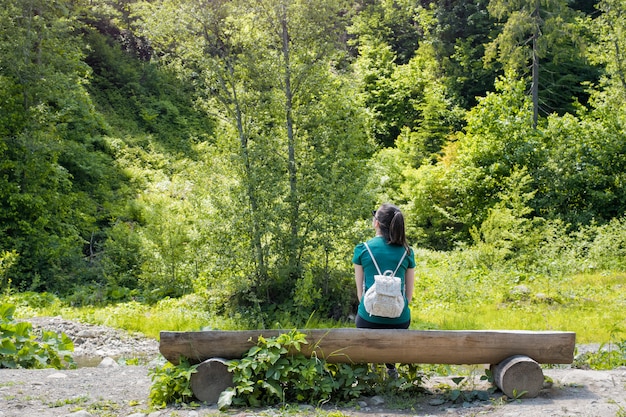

{"left": 0, "top": 317, "right": 624, "bottom": 417}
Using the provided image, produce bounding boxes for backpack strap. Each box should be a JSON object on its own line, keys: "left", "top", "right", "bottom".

{"left": 391, "top": 250, "right": 408, "bottom": 277}
{"left": 363, "top": 242, "right": 383, "bottom": 275}
{"left": 363, "top": 242, "right": 408, "bottom": 294}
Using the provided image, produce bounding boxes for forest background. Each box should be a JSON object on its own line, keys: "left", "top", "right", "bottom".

{"left": 0, "top": 0, "right": 625, "bottom": 343}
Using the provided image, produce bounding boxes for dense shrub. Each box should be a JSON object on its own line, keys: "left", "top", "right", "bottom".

{"left": 0, "top": 303, "right": 74, "bottom": 369}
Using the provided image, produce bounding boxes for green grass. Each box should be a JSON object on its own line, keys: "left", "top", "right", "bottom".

{"left": 3, "top": 271, "right": 624, "bottom": 346}
{"left": 3, "top": 293, "right": 246, "bottom": 340}
{"left": 411, "top": 272, "right": 626, "bottom": 344}
{"left": 414, "top": 302, "right": 624, "bottom": 343}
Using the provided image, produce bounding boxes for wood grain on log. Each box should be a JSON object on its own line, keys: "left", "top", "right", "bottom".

{"left": 159, "top": 328, "right": 575, "bottom": 366}
{"left": 189, "top": 357, "right": 232, "bottom": 404}
{"left": 492, "top": 355, "right": 545, "bottom": 398}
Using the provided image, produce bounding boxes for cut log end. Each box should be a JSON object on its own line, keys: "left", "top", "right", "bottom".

{"left": 492, "top": 355, "right": 544, "bottom": 399}
{"left": 190, "top": 357, "right": 233, "bottom": 404}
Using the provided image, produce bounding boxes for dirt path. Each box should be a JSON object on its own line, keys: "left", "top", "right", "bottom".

{"left": 0, "top": 317, "right": 624, "bottom": 417}
{"left": 1, "top": 366, "right": 625, "bottom": 417}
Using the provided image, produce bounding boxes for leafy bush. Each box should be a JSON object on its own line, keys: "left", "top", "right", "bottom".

{"left": 0, "top": 303, "right": 74, "bottom": 369}
{"left": 573, "top": 324, "right": 626, "bottom": 370}
{"left": 588, "top": 217, "right": 626, "bottom": 272}
{"left": 573, "top": 341, "right": 626, "bottom": 370}
{"left": 0, "top": 250, "right": 18, "bottom": 293}
{"left": 148, "top": 357, "right": 198, "bottom": 408}
{"left": 218, "top": 330, "right": 426, "bottom": 409}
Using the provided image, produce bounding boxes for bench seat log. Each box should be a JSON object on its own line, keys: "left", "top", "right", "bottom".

{"left": 159, "top": 328, "right": 575, "bottom": 366}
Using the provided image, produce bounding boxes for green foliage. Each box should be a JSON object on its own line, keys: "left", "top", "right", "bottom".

{"left": 130, "top": 0, "right": 372, "bottom": 319}
{"left": 403, "top": 76, "right": 539, "bottom": 248}
{"left": 435, "top": 373, "right": 492, "bottom": 404}
{"left": 0, "top": 251, "right": 18, "bottom": 293}
{"left": 573, "top": 324, "right": 626, "bottom": 370}
{"left": 0, "top": 0, "right": 131, "bottom": 293}
{"left": 573, "top": 340, "right": 626, "bottom": 370}
{"left": 537, "top": 112, "right": 626, "bottom": 225}
{"left": 587, "top": 218, "right": 626, "bottom": 271}
{"left": 0, "top": 303, "right": 74, "bottom": 369}
{"left": 350, "top": 14, "right": 462, "bottom": 150}
{"left": 219, "top": 330, "right": 427, "bottom": 409}
{"left": 149, "top": 357, "right": 198, "bottom": 408}
{"left": 485, "top": 0, "right": 595, "bottom": 117}
{"left": 220, "top": 330, "right": 340, "bottom": 408}
{"left": 403, "top": 72, "right": 626, "bottom": 249}
{"left": 0, "top": 0, "right": 625, "bottom": 335}
{"left": 437, "top": 0, "right": 497, "bottom": 109}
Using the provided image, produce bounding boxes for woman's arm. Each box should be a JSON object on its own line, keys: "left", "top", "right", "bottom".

{"left": 404, "top": 267, "right": 415, "bottom": 303}
{"left": 354, "top": 264, "right": 364, "bottom": 302}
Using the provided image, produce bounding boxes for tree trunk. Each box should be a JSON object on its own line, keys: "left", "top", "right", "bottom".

{"left": 280, "top": 4, "right": 300, "bottom": 279}
{"left": 227, "top": 64, "right": 267, "bottom": 281}
{"left": 531, "top": 2, "right": 540, "bottom": 129}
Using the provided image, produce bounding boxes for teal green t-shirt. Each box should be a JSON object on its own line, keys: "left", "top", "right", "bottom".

{"left": 352, "top": 236, "right": 416, "bottom": 324}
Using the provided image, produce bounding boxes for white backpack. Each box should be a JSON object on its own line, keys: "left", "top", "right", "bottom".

{"left": 362, "top": 242, "right": 407, "bottom": 318}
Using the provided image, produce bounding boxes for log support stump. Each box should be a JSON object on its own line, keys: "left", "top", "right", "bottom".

{"left": 491, "top": 355, "right": 544, "bottom": 399}
{"left": 190, "top": 357, "right": 233, "bottom": 404}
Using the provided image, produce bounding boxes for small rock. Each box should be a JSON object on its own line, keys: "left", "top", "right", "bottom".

{"left": 77, "top": 329, "right": 98, "bottom": 338}
{"left": 63, "top": 411, "right": 92, "bottom": 417}
{"left": 370, "top": 395, "right": 385, "bottom": 406}
{"left": 428, "top": 397, "right": 446, "bottom": 406}
{"left": 126, "top": 413, "right": 147, "bottom": 417}
{"left": 512, "top": 285, "right": 530, "bottom": 295}
{"left": 47, "top": 372, "right": 68, "bottom": 379}
{"left": 98, "top": 357, "right": 119, "bottom": 368}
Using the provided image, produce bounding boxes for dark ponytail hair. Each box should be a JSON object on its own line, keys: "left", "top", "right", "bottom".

{"left": 375, "top": 203, "right": 409, "bottom": 252}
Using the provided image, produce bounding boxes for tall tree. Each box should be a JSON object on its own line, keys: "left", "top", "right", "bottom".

{"left": 485, "top": 0, "right": 595, "bottom": 127}
{"left": 133, "top": 0, "right": 372, "bottom": 318}
{"left": 589, "top": 0, "right": 626, "bottom": 104}
{"left": 252, "top": 0, "right": 369, "bottom": 284}
{"left": 348, "top": 0, "right": 424, "bottom": 147}
{"left": 429, "top": 0, "right": 497, "bottom": 109}
{"left": 132, "top": 0, "right": 271, "bottom": 293}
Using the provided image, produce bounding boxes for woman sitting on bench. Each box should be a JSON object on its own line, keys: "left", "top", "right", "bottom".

{"left": 353, "top": 203, "right": 416, "bottom": 378}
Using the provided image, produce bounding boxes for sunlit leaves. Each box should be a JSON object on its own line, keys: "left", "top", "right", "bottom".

{"left": 149, "top": 358, "right": 198, "bottom": 408}
{"left": 0, "top": 303, "right": 74, "bottom": 369}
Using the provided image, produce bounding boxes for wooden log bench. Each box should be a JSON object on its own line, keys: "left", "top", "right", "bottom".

{"left": 159, "top": 328, "right": 576, "bottom": 404}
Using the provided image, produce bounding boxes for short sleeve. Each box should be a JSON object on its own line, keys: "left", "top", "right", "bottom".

{"left": 352, "top": 243, "right": 365, "bottom": 265}
{"left": 408, "top": 248, "right": 416, "bottom": 268}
